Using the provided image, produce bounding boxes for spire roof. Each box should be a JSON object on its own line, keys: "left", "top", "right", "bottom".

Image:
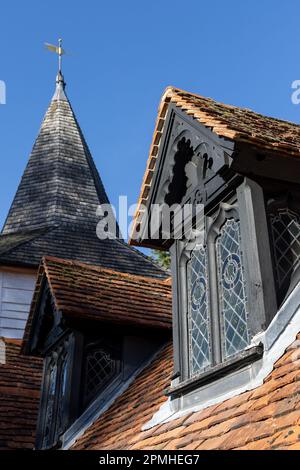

{"left": 2, "top": 76, "right": 110, "bottom": 234}
{"left": 0, "top": 75, "right": 166, "bottom": 279}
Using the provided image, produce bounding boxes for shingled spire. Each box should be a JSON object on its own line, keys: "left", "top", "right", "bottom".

{"left": 0, "top": 75, "right": 165, "bottom": 278}
{"left": 2, "top": 73, "right": 110, "bottom": 234}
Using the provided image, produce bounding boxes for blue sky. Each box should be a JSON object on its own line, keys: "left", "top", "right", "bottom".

{"left": 0, "top": 1, "right": 300, "bottom": 241}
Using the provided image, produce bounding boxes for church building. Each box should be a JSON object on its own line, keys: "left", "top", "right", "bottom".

{"left": 1, "top": 76, "right": 300, "bottom": 450}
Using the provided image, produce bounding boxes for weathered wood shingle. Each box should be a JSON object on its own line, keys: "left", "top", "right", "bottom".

{"left": 0, "top": 79, "right": 165, "bottom": 278}
{"left": 2, "top": 80, "right": 110, "bottom": 234}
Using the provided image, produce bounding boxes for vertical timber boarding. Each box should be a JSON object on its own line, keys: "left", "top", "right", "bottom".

{"left": 0, "top": 269, "right": 36, "bottom": 339}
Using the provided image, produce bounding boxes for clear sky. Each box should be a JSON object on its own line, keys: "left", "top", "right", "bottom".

{"left": 0, "top": 1, "right": 300, "bottom": 241}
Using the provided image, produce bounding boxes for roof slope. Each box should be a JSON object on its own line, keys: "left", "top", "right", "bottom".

{"left": 23, "top": 256, "right": 172, "bottom": 353}
{"left": 0, "top": 75, "right": 165, "bottom": 278}
{"left": 72, "top": 336, "right": 300, "bottom": 450}
{"left": 0, "top": 339, "right": 42, "bottom": 450}
{"left": 130, "top": 86, "right": 300, "bottom": 244}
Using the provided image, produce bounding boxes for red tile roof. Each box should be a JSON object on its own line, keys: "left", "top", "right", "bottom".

{"left": 129, "top": 86, "right": 300, "bottom": 245}
{"left": 23, "top": 256, "right": 172, "bottom": 353}
{"left": 72, "top": 335, "right": 300, "bottom": 450}
{"left": 0, "top": 338, "right": 43, "bottom": 449}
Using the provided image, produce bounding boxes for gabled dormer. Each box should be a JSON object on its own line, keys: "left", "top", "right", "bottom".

{"left": 130, "top": 87, "right": 300, "bottom": 418}
{"left": 22, "top": 256, "right": 172, "bottom": 449}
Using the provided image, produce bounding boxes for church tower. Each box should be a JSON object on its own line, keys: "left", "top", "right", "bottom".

{"left": 0, "top": 72, "right": 164, "bottom": 339}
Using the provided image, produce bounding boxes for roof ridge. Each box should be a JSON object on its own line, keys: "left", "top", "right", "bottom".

{"left": 165, "top": 85, "right": 300, "bottom": 127}
{"left": 42, "top": 255, "right": 171, "bottom": 285}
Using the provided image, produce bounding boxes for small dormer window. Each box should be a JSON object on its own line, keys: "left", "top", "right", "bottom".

{"left": 36, "top": 333, "right": 122, "bottom": 450}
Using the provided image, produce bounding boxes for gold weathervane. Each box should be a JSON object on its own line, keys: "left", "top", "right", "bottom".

{"left": 45, "top": 39, "right": 65, "bottom": 73}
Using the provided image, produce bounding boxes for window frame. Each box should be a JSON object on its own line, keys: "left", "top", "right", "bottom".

{"left": 80, "top": 337, "right": 122, "bottom": 411}
{"left": 266, "top": 192, "right": 300, "bottom": 306}
{"left": 170, "top": 178, "right": 276, "bottom": 392}
{"left": 36, "top": 331, "right": 123, "bottom": 450}
{"left": 36, "top": 332, "right": 77, "bottom": 450}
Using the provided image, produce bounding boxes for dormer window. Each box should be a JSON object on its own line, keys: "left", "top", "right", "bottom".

{"left": 130, "top": 105, "right": 281, "bottom": 399}
{"left": 167, "top": 185, "right": 300, "bottom": 399}
{"left": 170, "top": 187, "right": 272, "bottom": 393}
{"left": 23, "top": 257, "right": 171, "bottom": 450}
{"left": 128, "top": 87, "right": 300, "bottom": 429}
{"left": 37, "top": 332, "right": 122, "bottom": 450}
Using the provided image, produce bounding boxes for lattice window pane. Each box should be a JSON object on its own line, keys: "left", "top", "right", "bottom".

{"left": 84, "top": 346, "right": 117, "bottom": 405}
{"left": 188, "top": 245, "right": 212, "bottom": 375}
{"left": 42, "top": 360, "right": 58, "bottom": 448}
{"left": 40, "top": 336, "right": 72, "bottom": 449}
{"left": 217, "top": 219, "right": 249, "bottom": 359}
{"left": 55, "top": 351, "right": 69, "bottom": 439}
{"left": 270, "top": 209, "right": 300, "bottom": 290}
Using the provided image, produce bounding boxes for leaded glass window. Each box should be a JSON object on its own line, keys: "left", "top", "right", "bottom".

{"left": 55, "top": 350, "right": 70, "bottom": 440}
{"left": 216, "top": 219, "right": 249, "bottom": 359}
{"left": 183, "top": 209, "right": 252, "bottom": 382}
{"left": 83, "top": 341, "right": 120, "bottom": 408}
{"left": 42, "top": 359, "right": 58, "bottom": 448}
{"left": 269, "top": 209, "right": 300, "bottom": 291}
{"left": 187, "top": 245, "right": 211, "bottom": 375}
{"left": 38, "top": 331, "right": 123, "bottom": 449}
{"left": 39, "top": 336, "right": 71, "bottom": 449}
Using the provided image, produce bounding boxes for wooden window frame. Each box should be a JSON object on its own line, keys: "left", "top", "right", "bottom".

{"left": 36, "top": 330, "right": 123, "bottom": 450}
{"left": 170, "top": 178, "right": 276, "bottom": 393}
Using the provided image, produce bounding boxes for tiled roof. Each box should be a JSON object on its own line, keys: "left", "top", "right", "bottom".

{"left": 129, "top": 86, "right": 300, "bottom": 244}
{"left": 72, "top": 335, "right": 300, "bottom": 450}
{"left": 0, "top": 338, "right": 43, "bottom": 450}
{"left": 23, "top": 256, "right": 172, "bottom": 353}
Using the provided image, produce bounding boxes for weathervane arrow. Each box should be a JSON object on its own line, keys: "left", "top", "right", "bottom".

{"left": 45, "top": 39, "right": 65, "bottom": 73}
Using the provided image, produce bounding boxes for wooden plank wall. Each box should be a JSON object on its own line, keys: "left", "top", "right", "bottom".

{"left": 0, "top": 270, "right": 36, "bottom": 339}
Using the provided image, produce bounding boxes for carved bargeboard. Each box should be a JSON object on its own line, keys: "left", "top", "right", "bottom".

{"left": 156, "top": 107, "right": 236, "bottom": 212}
